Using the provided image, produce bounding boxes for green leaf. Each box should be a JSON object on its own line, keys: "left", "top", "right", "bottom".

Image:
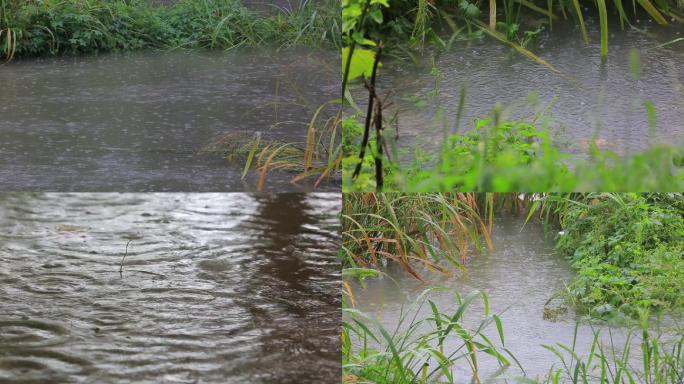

{"left": 342, "top": 47, "right": 379, "bottom": 82}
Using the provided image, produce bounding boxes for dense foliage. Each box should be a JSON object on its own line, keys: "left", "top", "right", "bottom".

{"left": 343, "top": 117, "right": 684, "bottom": 192}
{"left": 543, "top": 193, "right": 684, "bottom": 319}
{"left": 0, "top": 0, "right": 340, "bottom": 60}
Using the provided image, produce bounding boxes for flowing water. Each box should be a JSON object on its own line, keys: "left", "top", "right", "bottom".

{"left": 349, "top": 216, "right": 678, "bottom": 381}
{"left": 0, "top": 193, "right": 340, "bottom": 383}
{"left": 376, "top": 19, "right": 684, "bottom": 155}
{"left": 0, "top": 49, "right": 339, "bottom": 192}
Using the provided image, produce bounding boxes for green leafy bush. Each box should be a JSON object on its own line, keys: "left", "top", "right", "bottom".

{"left": 552, "top": 194, "right": 684, "bottom": 319}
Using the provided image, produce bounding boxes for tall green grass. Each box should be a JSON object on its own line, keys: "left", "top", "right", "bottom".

{"left": 343, "top": 284, "right": 517, "bottom": 383}
{"left": 342, "top": 193, "right": 495, "bottom": 277}
{"left": 342, "top": 276, "right": 684, "bottom": 383}
{"left": 0, "top": 0, "right": 340, "bottom": 60}
{"left": 360, "top": 0, "right": 682, "bottom": 56}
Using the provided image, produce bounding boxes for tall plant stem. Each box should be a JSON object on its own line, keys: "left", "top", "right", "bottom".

{"left": 341, "top": 0, "right": 371, "bottom": 100}
{"left": 352, "top": 42, "right": 383, "bottom": 180}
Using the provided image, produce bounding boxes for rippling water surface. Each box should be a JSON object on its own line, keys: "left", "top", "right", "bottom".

{"left": 376, "top": 20, "right": 684, "bottom": 155}
{"left": 0, "top": 193, "right": 340, "bottom": 383}
{"left": 0, "top": 49, "right": 338, "bottom": 191}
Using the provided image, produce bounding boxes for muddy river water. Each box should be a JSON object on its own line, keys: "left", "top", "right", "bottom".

{"left": 0, "top": 49, "right": 338, "bottom": 192}
{"left": 349, "top": 216, "right": 680, "bottom": 381}
{"left": 375, "top": 19, "right": 684, "bottom": 156}
{"left": 0, "top": 193, "right": 340, "bottom": 383}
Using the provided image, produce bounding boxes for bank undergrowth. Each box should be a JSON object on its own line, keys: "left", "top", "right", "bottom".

{"left": 342, "top": 114, "right": 684, "bottom": 192}
{"left": 528, "top": 193, "right": 684, "bottom": 320}
{"left": 343, "top": 193, "right": 684, "bottom": 320}
{"left": 0, "top": 0, "right": 340, "bottom": 61}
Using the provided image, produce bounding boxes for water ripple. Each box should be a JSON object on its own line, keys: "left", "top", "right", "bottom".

{"left": 0, "top": 193, "right": 340, "bottom": 383}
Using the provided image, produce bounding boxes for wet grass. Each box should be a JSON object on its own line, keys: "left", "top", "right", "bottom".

{"left": 343, "top": 193, "right": 684, "bottom": 321}
{"left": 349, "top": 0, "right": 683, "bottom": 57}
{"left": 342, "top": 193, "right": 494, "bottom": 278}
{"left": 343, "top": 284, "right": 517, "bottom": 384}
{"left": 0, "top": 0, "right": 340, "bottom": 61}
{"left": 200, "top": 103, "right": 341, "bottom": 191}
{"left": 342, "top": 279, "right": 684, "bottom": 383}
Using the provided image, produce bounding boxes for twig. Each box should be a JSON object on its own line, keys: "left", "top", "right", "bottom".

{"left": 119, "top": 240, "right": 132, "bottom": 278}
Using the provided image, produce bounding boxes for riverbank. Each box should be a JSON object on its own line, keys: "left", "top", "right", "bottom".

{"left": 0, "top": 0, "right": 340, "bottom": 61}
{"left": 342, "top": 193, "right": 684, "bottom": 321}
{"left": 341, "top": 192, "right": 684, "bottom": 383}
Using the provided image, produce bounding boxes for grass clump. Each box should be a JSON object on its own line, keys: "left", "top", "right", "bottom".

{"left": 341, "top": 192, "right": 494, "bottom": 277}
{"left": 530, "top": 193, "right": 684, "bottom": 320}
{"left": 343, "top": 272, "right": 684, "bottom": 383}
{"left": 342, "top": 115, "right": 684, "bottom": 192}
{"left": 201, "top": 105, "right": 342, "bottom": 191}
{"left": 0, "top": 0, "right": 340, "bottom": 60}
{"left": 343, "top": 283, "right": 517, "bottom": 384}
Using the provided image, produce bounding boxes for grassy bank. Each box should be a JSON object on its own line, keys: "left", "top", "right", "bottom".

{"left": 0, "top": 0, "right": 340, "bottom": 60}
{"left": 343, "top": 192, "right": 684, "bottom": 383}
{"left": 342, "top": 193, "right": 684, "bottom": 318}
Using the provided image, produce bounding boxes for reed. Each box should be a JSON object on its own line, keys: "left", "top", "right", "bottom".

{"left": 342, "top": 193, "right": 495, "bottom": 277}
{"left": 200, "top": 103, "right": 341, "bottom": 191}
{"left": 357, "top": 0, "right": 683, "bottom": 55}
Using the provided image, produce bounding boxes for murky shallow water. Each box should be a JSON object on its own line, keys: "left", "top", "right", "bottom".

{"left": 0, "top": 193, "right": 340, "bottom": 383}
{"left": 349, "top": 216, "right": 679, "bottom": 381}
{"left": 0, "top": 49, "right": 339, "bottom": 192}
{"left": 375, "top": 19, "right": 684, "bottom": 155}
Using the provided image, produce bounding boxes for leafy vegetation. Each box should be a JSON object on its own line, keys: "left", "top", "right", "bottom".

{"left": 528, "top": 193, "right": 684, "bottom": 319}
{"left": 0, "top": 0, "right": 340, "bottom": 61}
{"left": 341, "top": 0, "right": 684, "bottom": 192}
{"left": 343, "top": 193, "right": 684, "bottom": 318}
{"left": 342, "top": 114, "right": 684, "bottom": 192}
{"left": 343, "top": 193, "right": 684, "bottom": 383}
